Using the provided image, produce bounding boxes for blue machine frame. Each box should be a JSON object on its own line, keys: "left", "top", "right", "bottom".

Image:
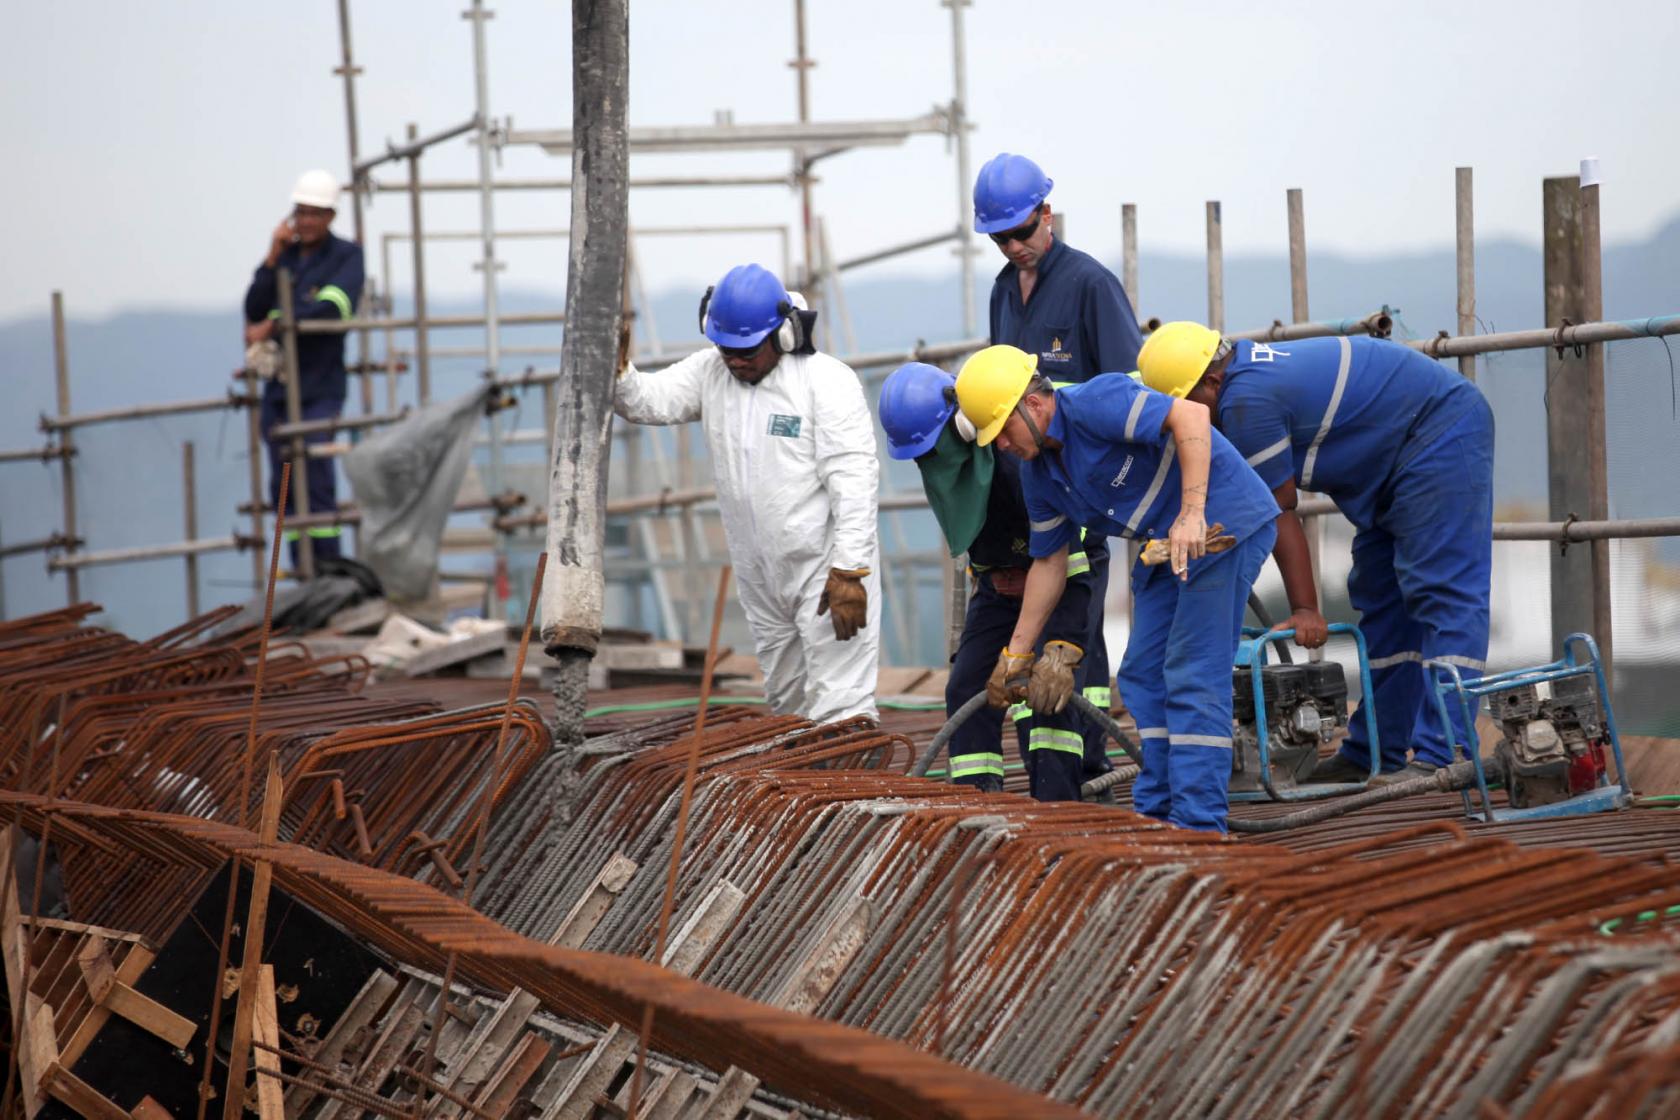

{"left": 1425, "top": 632, "right": 1633, "bottom": 823}
{"left": 1231, "top": 622, "right": 1380, "bottom": 802}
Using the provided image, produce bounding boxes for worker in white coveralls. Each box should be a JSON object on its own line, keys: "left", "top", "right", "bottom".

{"left": 614, "top": 264, "right": 881, "bottom": 723}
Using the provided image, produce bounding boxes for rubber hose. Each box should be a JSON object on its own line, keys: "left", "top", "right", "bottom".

{"left": 1226, "top": 760, "right": 1478, "bottom": 833}
{"left": 913, "top": 691, "right": 1145, "bottom": 780}
{"left": 1246, "top": 590, "right": 1292, "bottom": 665}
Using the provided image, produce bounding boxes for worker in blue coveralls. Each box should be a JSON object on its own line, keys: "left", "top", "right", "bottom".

{"left": 243, "top": 169, "right": 364, "bottom": 570}
{"left": 879, "top": 361, "right": 1109, "bottom": 801}
{"left": 976, "top": 152, "right": 1143, "bottom": 789}
{"left": 1139, "top": 323, "right": 1494, "bottom": 783}
{"left": 955, "top": 345, "right": 1278, "bottom": 833}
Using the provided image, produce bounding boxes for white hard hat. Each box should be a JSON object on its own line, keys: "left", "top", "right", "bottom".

{"left": 290, "top": 169, "right": 341, "bottom": 211}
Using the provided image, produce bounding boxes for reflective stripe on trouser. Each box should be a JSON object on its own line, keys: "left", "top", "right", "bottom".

{"left": 1119, "top": 524, "right": 1275, "bottom": 834}
{"left": 1077, "top": 558, "right": 1113, "bottom": 781}
{"left": 1339, "top": 399, "right": 1494, "bottom": 770}
{"left": 262, "top": 393, "right": 345, "bottom": 567}
{"left": 945, "top": 577, "right": 1090, "bottom": 801}
{"left": 742, "top": 555, "right": 880, "bottom": 724}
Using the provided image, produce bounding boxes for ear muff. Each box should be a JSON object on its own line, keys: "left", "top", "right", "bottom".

{"left": 697, "top": 286, "right": 715, "bottom": 336}
{"left": 773, "top": 299, "right": 804, "bottom": 354}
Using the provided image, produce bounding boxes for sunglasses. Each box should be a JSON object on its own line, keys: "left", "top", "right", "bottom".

{"left": 716, "top": 339, "right": 765, "bottom": 359}
{"left": 989, "top": 208, "right": 1043, "bottom": 246}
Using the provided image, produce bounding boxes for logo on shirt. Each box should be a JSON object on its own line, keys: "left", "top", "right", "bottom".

{"left": 767, "top": 414, "right": 802, "bottom": 438}
{"left": 1250, "top": 343, "right": 1290, "bottom": 363}
{"left": 1040, "top": 336, "right": 1072, "bottom": 364}
{"left": 1110, "top": 455, "right": 1135, "bottom": 487}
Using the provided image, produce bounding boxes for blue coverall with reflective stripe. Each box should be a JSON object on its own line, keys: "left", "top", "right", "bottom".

{"left": 1023, "top": 375, "right": 1278, "bottom": 832}
{"left": 1217, "top": 336, "right": 1495, "bottom": 769}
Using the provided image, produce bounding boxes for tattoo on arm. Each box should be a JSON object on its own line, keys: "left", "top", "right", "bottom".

{"left": 1178, "top": 436, "right": 1210, "bottom": 449}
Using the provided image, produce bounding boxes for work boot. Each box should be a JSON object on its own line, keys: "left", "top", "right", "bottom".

{"left": 1370, "top": 760, "right": 1441, "bottom": 787}
{"left": 1308, "top": 753, "right": 1373, "bottom": 784}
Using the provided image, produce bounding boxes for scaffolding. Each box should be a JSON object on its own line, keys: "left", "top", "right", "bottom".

{"left": 1, "top": 6, "right": 1677, "bottom": 695}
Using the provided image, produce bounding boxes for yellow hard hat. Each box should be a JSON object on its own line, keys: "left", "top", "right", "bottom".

{"left": 955, "top": 345, "right": 1038, "bottom": 446}
{"left": 1138, "top": 321, "right": 1223, "bottom": 398}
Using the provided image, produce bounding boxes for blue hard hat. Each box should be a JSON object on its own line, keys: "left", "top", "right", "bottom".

{"left": 879, "top": 362, "right": 958, "bottom": 460}
{"left": 972, "top": 153, "right": 1053, "bottom": 234}
{"left": 702, "top": 264, "right": 789, "bottom": 348}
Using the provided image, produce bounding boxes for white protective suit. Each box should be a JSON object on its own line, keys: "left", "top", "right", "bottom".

{"left": 615, "top": 348, "right": 881, "bottom": 723}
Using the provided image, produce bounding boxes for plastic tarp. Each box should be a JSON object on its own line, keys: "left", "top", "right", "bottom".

{"left": 344, "top": 386, "right": 490, "bottom": 602}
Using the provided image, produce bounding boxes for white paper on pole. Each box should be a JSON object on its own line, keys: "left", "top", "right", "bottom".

{"left": 1580, "top": 156, "right": 1601, "bottom": 187}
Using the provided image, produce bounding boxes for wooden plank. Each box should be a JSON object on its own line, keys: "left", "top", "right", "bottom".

{"left": 222, "top": 754, "right": 285, "bottom": 1120}
{"left": 281, "top": 967, "right": 397, "bottom": 1113}
{"left": 252, "top": 965, "right": 284, "bottom": 1120}
{"left": 643, "top": 1069, "right": 697, "bottom": 1120}
{"left": 553, "top": 853, "right": 639, "bottom": 950}
{"left": 62, "top": 944, "right": 155, "bottom": 1068}
{"left": 773, "top": 897, "right": 874, "bottom": 1015}
{"left": 696, "top": 1067, "right": 761, "bottom": 1120}
{"left": 23, "top": 916, "right": 153, "bottom": 948}
{"left": 20, "top": 995, "right": 57, "bottom": 1118}
{"left": 662, "top": 880, "right": 744, "bottom": 977}
{"left": 434, "top": 989, "right": 541, "bottom": 1118}
{"left": 76, "top": 933, "right": 197, "bottom": 1050}
{"left": 472, "top": 1032, "right": 553, "bottom": 1115}
{"left": 130, "top": 1096, "right": 173, "bottom": 1120}
{"left": 43, "top": 1061, "right": 128, "bottom": 1120}
{"left": 543, "top": 1025, "right": 635, "bottom": 1120}
{"left": 402, "top": 630, "right": 508, "bottom": 677}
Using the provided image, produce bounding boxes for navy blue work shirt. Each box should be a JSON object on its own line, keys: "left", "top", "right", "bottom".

{"left": 1217, "top": 336, "right": 1487, "bottom": 530}
{"left": 989, "top": 238, "right": 1142, "bottom": 385}
{"left": 244, "top": 231, "right": 365, "bottom": 403}
{"left": 1022, "top": 375, "right": 1278, "bottom": 561}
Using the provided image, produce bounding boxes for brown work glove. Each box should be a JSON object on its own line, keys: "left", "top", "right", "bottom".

{"left": 616, "top": 316, "right": 634, "bottom": 378}
{"left": 1140, "top": 522, "right": 1236, "bottom": 567}
{"left": 1026, "top": 640, "right": 1083, "bottom": 716}
{"left": 986, "top": 648, "right": 1035, "bottom": 708}
{"left": 816, "top": 567, "right": 869, "bottom": 641}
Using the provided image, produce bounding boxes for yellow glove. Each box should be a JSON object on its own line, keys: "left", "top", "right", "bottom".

{"left": 1026, "top": 640, "right": 1083, "bottom": 716}
{"left": 986, "top": 648, "right": 1035, "bottom": 708}
{"left": 1140, "top": 522, "right": 1236, "bottom": 566}
{"left": 816, "top": 567, "right": 869, "bottom": 641}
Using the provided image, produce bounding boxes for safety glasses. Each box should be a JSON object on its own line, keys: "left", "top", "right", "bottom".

{"left": 716, "top": 339, "right": 765, "bottom": 359}
{"left": 988, "top": 208, "right": 1042, "bottom": 246}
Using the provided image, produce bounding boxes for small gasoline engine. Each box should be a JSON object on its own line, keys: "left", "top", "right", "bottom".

{"left": 1231, "top": 661, "right": 1350, "bottom": 794}
{"left": 1483, "top": 671, "right": 1609, "bottom": 809}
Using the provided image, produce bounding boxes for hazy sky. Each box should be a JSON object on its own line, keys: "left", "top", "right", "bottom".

{"left": 6, "top": 0, "right": 1676, "bottom": 324}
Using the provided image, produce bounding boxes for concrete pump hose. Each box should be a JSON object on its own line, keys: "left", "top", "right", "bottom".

{"left": 1226, "top": 759, "right": 1479, "bottom": 834}
{"left": 912, "top": 691, "right": 1145, "bottom": 780}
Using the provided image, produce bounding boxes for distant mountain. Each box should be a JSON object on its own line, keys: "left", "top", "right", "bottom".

{"left": 2, "top": 218, "right": 1678, "bottom": 640}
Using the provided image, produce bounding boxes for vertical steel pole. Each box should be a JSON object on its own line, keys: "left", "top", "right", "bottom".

{"left": 1578, "top": 161, "right": 1613, "bottom": 678}
{"left": 405, "top": 123, "right": 432, "bottom": 405}
{"left": 1543, "top": 175, "right": 1594, "bottom": 659}
{"left": 945, "top": 0, "right": 976, "bottom": 336}
{"left": 50, "top": 292, "right": 80, "bottom": 605}
{"left": 1455, "top": 167, "right": 1477, "bottom": 382}
{"left": 1205, "top": 200, "right": 1224, "bottom": 334}
{"left": 182, "top": 441, "right": 200, "bottom": 618}
{"left": 334, "top": 0, "right": 374, "bottom": 416}
{"left": 277, "top": 269, "right": 315, "bottom": 579}
{"left": 791, "top": 0, "right": 821, "bottom": 331}
{"left": 243, "top": 365, "right": 266, "bottom": 588}
{"left": 1121, "top": 204, "right": 1139, "bottom": 317}
{"left": 1287, "top": 188, "right": 1309, "bottom": 322}
{"left": 1286, "top": 188, "right": 1322, "bottom": 659}
{"left": 468, "top": 0, "right": 510, "bottom": 619}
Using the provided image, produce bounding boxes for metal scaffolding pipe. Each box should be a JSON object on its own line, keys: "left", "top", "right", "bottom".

{"left": 948, "top": 0, "right": 976, "bottom": 338}
{"left": 182, "top": 441, "right": 200, "bottom": 618}
{"left": 361, "top": 173, "right": 795, "bottom": 192}
{"left": 1494, "top": 517, "right": 1680, "bottom": 543}
{"left": 0, "top": 534, "right": 75, "bottom": 561}
{"left": 277, "top": 269, "right": 316, "bottom": 579}
{"left": 40, "top": 392, "right": 253, "bottom": 432}
{"left": 295, "top": 309, "right": 563, "bottom": 335}
{"left": 835, "top": 228, "right": 960, "bottom": 273}
{"left": 1226, "top": 311, "right": 1393, "bottom": 344}
{"left": 405, "top": 121, "right": 432, "bottom": 405}
{"left": 267, "top": 407, "right": 408, "bottom": 440}
{"left": 1409, "top": 313, "right": 1680, "bottom": 357}
{"left": 1121, "top": 204, "right": 1139, "bottom": 316}
{"left": 1206, "top": 200, "right": 1225, "bottom": 333}
{"left": 51, "top": 292, "right": 80, "bottom": 604}
{"left": 0, "top": 445, "right": 69, "bottom": 464}
{"left": 48, "top": 535, "right": 251, "bottom": 572}
{"left": 353, "top": 115, "right": 480, "bottom": 176}
{"left": 507, "top": 110, "right": 953, "bottom": 155}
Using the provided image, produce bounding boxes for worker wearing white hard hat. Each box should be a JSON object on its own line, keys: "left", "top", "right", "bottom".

{"left": 242, "top": 169, "right": 364, "bottom": 570}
